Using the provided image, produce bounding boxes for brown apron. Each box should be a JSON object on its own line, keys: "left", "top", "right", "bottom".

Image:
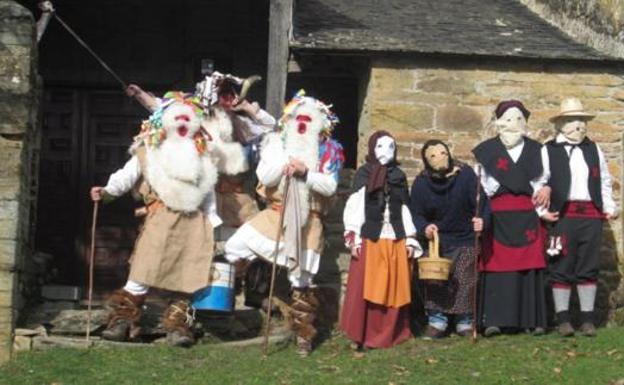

{"left": 245, "top": 183, "right": 329, "bottom": 257}
{"left": 127, "top": 147, "right": 215, "bottom": 294}
{"left": 216, "top": 173, "right": 259, "bottom": 227}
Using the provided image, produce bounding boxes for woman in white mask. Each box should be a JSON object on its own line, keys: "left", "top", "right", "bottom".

{"left": 341, "top": 130, "right": 422, "bottom": 351}
{"left": 472, "top": 100, "right": 552, "bottom": 337}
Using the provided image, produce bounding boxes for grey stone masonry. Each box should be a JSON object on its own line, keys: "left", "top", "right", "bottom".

{"left": 0, "top": 0, "right": 39, "bottom": 362}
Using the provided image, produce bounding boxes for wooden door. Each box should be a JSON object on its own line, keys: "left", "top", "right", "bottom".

{"left": 38, "top": 89, "right": 149, "bottom": 293}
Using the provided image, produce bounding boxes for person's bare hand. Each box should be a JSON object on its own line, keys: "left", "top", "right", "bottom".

{"left": 125, "top": 84, "right": 142, "bottom": 97}
{"left": 472, "top": 217, "right": 484, "bottom": 233}
{"left": 533, "top": 186, "right": 551, "bottom": 209}
{"left": 350, "top": 246, "right": 360, "bottom": 259}
{"left": 288, "top": 157, "right": 308, "bottom": 177}
{"left": 425, "top": 224, "right": 438, "bottom": 240}
{"left": 230, "top": 99, "right": 260, "bottom": 117}
{"left": 541, "top": 211, "right": 560, "bottom": 222}
{"left": 407, "top": 246, "right": 415, "bottom": 259}
{"left": 606, "top": 212, "right": 619, "bottom": 220}
{"left": 90, "top": 186, "right": 104, "bottom": 202}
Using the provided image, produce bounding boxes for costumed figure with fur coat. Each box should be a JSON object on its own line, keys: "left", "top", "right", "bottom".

{"left": 541, "top": 98, "right": 618, "bottom": 337}
{"left": 126, "top": 74, "right": 276, "bottom": 242}
{"left": 90, "top": 91, "right": 221, "bottom": 347}
{"left": 472, "top": 100, "right": 553, "bottom": 337}
{"left": 224, "top": 90, "right": 344, "bottom": 356}
{"left": 410, "top": 140, "right": 487, "bottom": 339}
{"left": 340, "top": 130, "right": 422, "bottom": 350}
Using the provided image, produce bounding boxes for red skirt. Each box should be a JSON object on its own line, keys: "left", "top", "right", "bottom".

{"left": 480, "top": 194, "right": 546, "bottom": 272}
{"left": 340, "top": 240, "right": 412, "bottom": 348}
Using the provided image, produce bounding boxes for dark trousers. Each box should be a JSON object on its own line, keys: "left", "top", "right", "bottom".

{"left": 548, "top": 217, "right": 603, "bottom": 285}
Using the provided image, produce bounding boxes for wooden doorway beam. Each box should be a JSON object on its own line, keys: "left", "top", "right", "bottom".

{"left": 265, "top": 0, "right": 293, "bottom": 118}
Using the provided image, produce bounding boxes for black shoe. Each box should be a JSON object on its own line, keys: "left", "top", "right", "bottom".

{"left": 101, "top": 319, "right": 130, "bottom": 342}
{"left": 579, "top": 322, "right": 597, "bottom": 337}
{"left": 422, "top": 325, "right": 445, "bottom": 340}
{"left": 483, "top": 326, "right": 501, "bottom": 338}
{"left": 557, "top": 322, "right": 575, "bottom": 337}
{"left": 166, "top": 330, "right": 195, "bottom": 347}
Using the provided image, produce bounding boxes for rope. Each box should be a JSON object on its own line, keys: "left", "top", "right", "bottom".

{"left": 52, "top": 12, "right": 128, "bottom": 90}
{"left": 86, "top": 201, "right": 99, "bottom": 346}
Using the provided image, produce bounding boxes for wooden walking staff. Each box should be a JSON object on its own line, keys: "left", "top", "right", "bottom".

{"left": 263, "top": 176, "right": 291, "bottom": 356}
{"left": 86, "top": 201, "right": 99, "bottom": 346}
{"left": 472, "top": 165, "right": 482, "bottom": 342}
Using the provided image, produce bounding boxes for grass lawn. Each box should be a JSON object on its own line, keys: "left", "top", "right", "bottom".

{"left": 2, "top": 327, "right": 624, "bottom": 385}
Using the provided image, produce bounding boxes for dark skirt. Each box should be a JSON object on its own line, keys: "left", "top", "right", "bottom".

{"left": 479, "top": 269, "right": 547, "bottom": 329}
{"left": 340, "top": 241, "right": 412, "bottom": 348}
{"left": 424, "top": 246, "right": 477, "bottom": 315}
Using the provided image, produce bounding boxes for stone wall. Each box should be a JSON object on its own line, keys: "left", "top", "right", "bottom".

{"left": 358, "top": 57, "right": 624, "bottom": 324}
{"left": 521, "top": 0, "right": 624, "bottom": 58}
{"left": 0, "top": 1, "right": 38, "bottom": 362}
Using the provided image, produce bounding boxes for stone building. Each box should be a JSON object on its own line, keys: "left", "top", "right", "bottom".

{"left": 291, "top": 0, "right": 624, "bottom": 326}
{"left": 1, "top": 0, "right": 624, "bottom": 362}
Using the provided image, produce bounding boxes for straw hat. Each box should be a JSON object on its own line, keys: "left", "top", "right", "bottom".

{"left": 549, "top": 97, "right": 595, "bottom": 122}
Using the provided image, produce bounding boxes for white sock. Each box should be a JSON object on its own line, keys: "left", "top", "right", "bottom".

{"left": 577, "top": 283, "right": 597, "bottom": 312}
{"left": 123, "top": 280, "right": 149, "bottom": 296}
{"left": 553, "top": 287, "right": 571, "bottom": 313}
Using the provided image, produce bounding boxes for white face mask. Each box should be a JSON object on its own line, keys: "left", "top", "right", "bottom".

{"left": 557, "top": 117, "right": 587, "bottom": 144}
{"left": 495, "top": 107, "right": 527, "bottom": 148}
{"left": 374, "top": 136, "right": 395, "bottom": 165}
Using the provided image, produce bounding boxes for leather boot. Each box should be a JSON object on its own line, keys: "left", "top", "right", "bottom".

{"left": 101, "top": 289, "right": 145, "bottom": 342}
{"left": 289, "top": 288, "right": 319, "bottom": 357}
{"left": 163, "top": 299, "right": 195, "bottom": 348}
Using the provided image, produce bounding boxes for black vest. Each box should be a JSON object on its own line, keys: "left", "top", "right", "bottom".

{"left": 545, "top": 138, "right": 602, "bottom": 213}
{"left": 352, "top": 164, "right": 408, "bottom": 241}
{"left": 472, "top": 136, "right": 543, "bottom": 196}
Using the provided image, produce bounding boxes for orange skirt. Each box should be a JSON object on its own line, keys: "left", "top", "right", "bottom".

{"left": 363, "top": 238, "right": 411, "bottom": 308}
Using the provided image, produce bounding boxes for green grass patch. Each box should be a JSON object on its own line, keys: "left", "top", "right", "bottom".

{"left": 2, "top": 327, "right": 624, "bottom": 385}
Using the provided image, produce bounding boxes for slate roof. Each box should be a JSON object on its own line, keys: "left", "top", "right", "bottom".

{"left": 291, "top": 0, "right": 615, "bottom": 61}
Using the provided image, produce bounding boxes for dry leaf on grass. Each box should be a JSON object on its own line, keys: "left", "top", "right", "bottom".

{"left": 425, "top": 357, "right": 439, "bottom": 364}
{"left": 608, "top": 349, "right": 619, "bottom": 356}
{"left": 553, "top": 367, "right": 562, "bottom": 375}
{"left": 352, "top": 351, "right": 366, "bottom": 359}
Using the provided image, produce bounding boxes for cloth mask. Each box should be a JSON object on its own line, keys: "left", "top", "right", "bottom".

{"left": 374, "top": 135, "right": 396, "bottom": 165}
{"left": 496, "top": 107, "right": 527, "bottom": 148}
{"left": 558, "top": 117, "right": 587, "bottom": 144}
{"left": 424, "top": 143, "right": 450, "bottom": 172}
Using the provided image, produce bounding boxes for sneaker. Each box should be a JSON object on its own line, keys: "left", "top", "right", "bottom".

{"left": 532, "top": 327, "right": 546, "bottom": 336}
{"left": 483, "top": 326, "right": 501, "bottom": 338}
{"left": 166, "top": 330, "right": 195, "bottom": 348}
{"left": 422, "top": 325, "right": 445, "bottom": 340}
{"left": 456, "top": 329, "right": 473, "bottom": 338}
{"left": 579, "top": 322, "right": 597, "bottom": 337}
{"left": 557, "top": 322, "right": 575, "bottom": 337}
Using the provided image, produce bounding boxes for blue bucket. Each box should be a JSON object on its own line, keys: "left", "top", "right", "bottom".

{"left": 192, "top": 262, "right": 235, "bottom": 312}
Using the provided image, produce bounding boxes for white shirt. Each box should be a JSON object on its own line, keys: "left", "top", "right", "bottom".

{"left": 476, "top": 138, "right": 549, "bottom": 216}
{"left": 343, "top": 186, "right": 422, "bottom": 253}
{"left": 102, "top": 155, "right": 222, "bottom": 227}
{"left": 541, "top": 134, "right": 617, "bottom": 216}
{"left": 255, "top": 133, "right": 338, "bottom": 197}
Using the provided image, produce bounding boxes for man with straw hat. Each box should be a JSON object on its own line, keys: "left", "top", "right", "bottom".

{"left": 542, "top": 97, "right": 618, "bottom": 337}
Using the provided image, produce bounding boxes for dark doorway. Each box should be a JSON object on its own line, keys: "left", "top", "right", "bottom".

{"left": 286, "top": 74, "right": 359, "bottom": 169}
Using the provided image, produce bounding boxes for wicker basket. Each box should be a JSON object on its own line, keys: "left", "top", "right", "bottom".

{"left": 418, "top": 230, "right": 452, "bottom": 281}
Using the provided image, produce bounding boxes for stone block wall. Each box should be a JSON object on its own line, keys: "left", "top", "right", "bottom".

{"left": 0, "top": 1, "right": 38, "bottom": 362}
{"left": 356, "top": 57, "right": 624, "bottom": 324}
